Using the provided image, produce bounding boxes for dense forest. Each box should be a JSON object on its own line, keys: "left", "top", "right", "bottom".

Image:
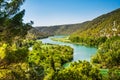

{"left": 26, "top": 28, "right": 50, "bottom": 40}
{"left": 0, "top": 0, "right": 120, "bottom": 80}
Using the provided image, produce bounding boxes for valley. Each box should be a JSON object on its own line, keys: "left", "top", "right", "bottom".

{"left": 0, "top": 0, "right": 120, "bottom": 79}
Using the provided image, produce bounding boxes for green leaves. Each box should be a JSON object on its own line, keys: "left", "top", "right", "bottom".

{"left": 54, "top": 61, "right": 102, "bottom": 80}
{"left": 92, "top": 37, "right": 120, "bottom": 68}
{"left": 11, "top": 9, "right": 25, "bottom": 25}
{"left": 27, "top": 41, "right": 73, "bottom": 79}
{"left": 0, "top": 0, "right": 32, "bottom": 43}
{"left": 0, "top": 0, "right": 25, "bottom": 18}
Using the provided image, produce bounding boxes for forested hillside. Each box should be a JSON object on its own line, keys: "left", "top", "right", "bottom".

{"left": 35, "top": 22, "right": 90, "bottom": 35}
{"left": 26, "top": 27, "right": 50, "bottom": 40}
{"left": 70, "top": 8, "right": 120, "bottom": 46}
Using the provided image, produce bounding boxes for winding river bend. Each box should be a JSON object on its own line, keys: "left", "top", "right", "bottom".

{"left": 40, "top": 35, "right": 97, "bottom": 62}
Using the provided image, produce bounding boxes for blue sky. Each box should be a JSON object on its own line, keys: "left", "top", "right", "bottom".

{"left": 22, "top": 0, "right": 120, "bottom": 26}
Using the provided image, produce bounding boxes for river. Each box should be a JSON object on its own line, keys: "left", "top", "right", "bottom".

{"left": 40, "top": 35, "right": 97, "bottom": 62}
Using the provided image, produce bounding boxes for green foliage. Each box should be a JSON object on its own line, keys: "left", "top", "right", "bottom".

{"left": 0, "top": 63, "right": 29, "bottom": 80}
{"left": 0, "top": 0, "right": 25, "bottom": 19}
{"left": 28, "top": 41, "right": 73, "bottom": 80}
{"left": 26, "top": 27, "right": 50, "bottom": 40}
{"left": 0, "top": 42, "right": 45, "bottom": 80}
{"left": 5, "top": 47, "right": 28, "bottom": 64}
{"left": 91, "top": 37, "right": 120, "bottom": 68}
{"left": 0, "top": 0, "right": 43, "bottom": 80}
{"left": 0, "top": 43, "right": 28, "bottom": 64}
{"left": 54, "top": 61, "right": 102, "bottom": 80}
{"left": 107, "top": 68, "right": 120, "bottom": 80}
{"left": 0, "top": 0, "right": 32, "bottom": 43}
{"left": 0, "top": 44, "right": 8, "bottom": 60}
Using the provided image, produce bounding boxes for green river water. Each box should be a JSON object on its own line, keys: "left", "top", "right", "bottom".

{"left": 40, "top": 35, "right": 97, "bottom": 62}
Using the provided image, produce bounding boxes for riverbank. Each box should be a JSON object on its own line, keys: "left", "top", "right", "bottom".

{"left": 51, "top": 36, "right": 97, "bottom": 48}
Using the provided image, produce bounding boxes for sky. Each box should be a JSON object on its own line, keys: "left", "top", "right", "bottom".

{"left": 21, "top": 0, "right": 120, "bottom": 27}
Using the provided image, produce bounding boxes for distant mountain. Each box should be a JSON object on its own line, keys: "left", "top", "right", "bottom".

{"left": 35, "top": 23, "right": 88, "bottom": 35}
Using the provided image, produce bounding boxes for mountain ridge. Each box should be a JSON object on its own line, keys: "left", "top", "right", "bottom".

{"left": 28, "top": 8, "right": 120, "bottom": 41}
{"left": 69, "top": 8, "right": 120, "bottom": 46}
